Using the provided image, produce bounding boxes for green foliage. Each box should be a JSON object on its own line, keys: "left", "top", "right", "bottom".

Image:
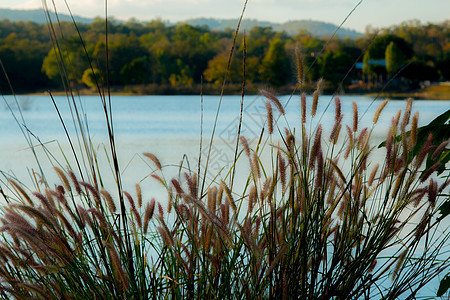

{"left": 366, "top": 34, "right": 413, "bottom": 60}
{"left": 0, "top": 18, "right": 448, "bottom": 93}
{"left": 0, "top": 33, "right": 52, "bottom": 92}
{"left": 402, "top": 59, "right": 440, "bottom": 82}
{"left": 385, "top": 41, "right": 406, "bottom": 75}
{"left": 319, "top": 46, "right": 359, "bottom": 86}
{"left": 436, "top": 51, "right": 450, "bottom": 80}
{"left": 204, "top": 53, "right": 241, "bottom": 85}
{"left": 260, "top": 38, "right": 291, "bottom": 86}
{"left": 81, "top": 67, "right": 102, "bottom": 88}
{"left": 168, "top": 59, "right": 194, "bottom": 87}
{"left": 42, "top": 37, "right": 91, "bottom": 84}
{"left": 388, "top": 20, "right": 449, "bottom": 60}
{"left": 438, "top": 274, "right": 450, "bottom": 297}
{"left": 363, "top": 34, "right": 412, "bottom": 77}
{"left": 120, "top": 56, "right": 151, "bottom": 84}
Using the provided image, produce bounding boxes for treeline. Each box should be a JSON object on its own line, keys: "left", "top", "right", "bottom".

{"left": 0, "top": 18, "right": 448, "bottom": 94}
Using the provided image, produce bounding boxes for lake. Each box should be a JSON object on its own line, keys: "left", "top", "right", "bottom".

{"left": 0, "top": 94, "right": 448, "bottom": 202}
{"left": 0, "top": 93, "right": 449, "bottom": 297}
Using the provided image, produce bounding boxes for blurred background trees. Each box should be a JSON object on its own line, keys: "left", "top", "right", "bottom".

{"left": 0, "top": 18, "right": 447, "bottom": 93}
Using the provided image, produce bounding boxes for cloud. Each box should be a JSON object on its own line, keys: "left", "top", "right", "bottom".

{"left": 8, "top": 0, "right": 41, "bottom": 9}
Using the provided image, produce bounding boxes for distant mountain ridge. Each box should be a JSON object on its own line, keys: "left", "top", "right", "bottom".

{"left": 184, "top": 18, "right": 363, "bottom": 38}
{"left": 0, "top": 8, "right": 363, "bottom": 38}
{"left": 0, "top": 8, "right": 92, "bottom": 24}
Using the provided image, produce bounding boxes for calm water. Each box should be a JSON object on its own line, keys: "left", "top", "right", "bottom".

{"left": 0, "top": 94, "right": 449, "bottom": 297}
{"left": 0, "top": 94, "right": 448, "bottom": 193}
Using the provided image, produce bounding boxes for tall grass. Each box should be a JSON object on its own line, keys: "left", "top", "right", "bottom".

{"left": 0, "top": 0, "right": 449, "bottom": 299}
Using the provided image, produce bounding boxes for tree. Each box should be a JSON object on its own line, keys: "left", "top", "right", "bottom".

{"left": 260, "top": 38, "right": 291, "bottom": 87}
{"left": 245, "top": 26, "right": 276, "bottom": 58}
{"left": 385, "top": 41, "right": 406, "bottom": 76}
{"left": 120, "top": 56, "right": 152, "bottom": 84}
{"left": 436, "top": 51, "right": 450, "bottom": 80}
{"left": 168, "top": 59, "right": 193, "bottom": 87}
{"left": 42, "top": 37, "right": 90, "bottom": 84}
{"left": 81, "top": 68, "right": 102, "bottom": 88}
{"left": 319, "top": 48, "right": 358, "bottom": 87}
{"left": 362, "top": 34, "right": 413, "bottom": 77}
{"left": 402, "top": 60, "right": 439, "bottom": 83}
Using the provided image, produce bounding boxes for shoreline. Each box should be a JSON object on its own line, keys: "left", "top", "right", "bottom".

{"left": 19, "top": 83, "right": 450, "bottom": 100}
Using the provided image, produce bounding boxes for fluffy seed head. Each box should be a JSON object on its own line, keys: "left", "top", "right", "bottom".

{"left": 207, "top": 186, "right": 217, "bottom": 212}
{"left": 167, "top": 189, "right": 173, "bottom": 214}
{"left": 104, "top": 241, "right": 129, "bottom": 289}
{"left": 315, "top": 150, "right": 324, "bottom": 189}
{"left": 171, "top": 179, "right": 184, "bottom": 196}
{"left": 143, "top": 153, "right": 162, "bottom": 170}
{"left": 373, "top": 99, "right": 388, "bottom": 124}
{"left": 88, "top": 208, "right": 109, "bottom": 230}
{"left": 260, "top": 89, "right": 285, "bottom": 115}
{"left": 221, "top": 181, "right": 236, "bottom": 212}
{"left": 101, "top": 189, "right": 116, "bottom": 213}
{"left": 77, "top": 205, "right": 89, "bottom": 228}
{"left": 8, "top": 179, "right": 33, "bottom": 206}
{"left": 420, "top": 162, "right": 442, "bottom": 183}
{"left": 143, "top": 199, "right": 155, "bottom": 234}
{"left": 334, "top": 96, "right": 341, "bottom": 122}
{"left": 68, "top": 170, "right": 82, "bottom": 194}
{"left": 301, "top": 92, "right": 307, "bottom": 123}
{"left": 409, "top": 112, "right": 419, "bottom": 150}
{"left": 217, "top": 184, "right": 224, "bottom": 207}
{"left": 80, "top": 182, "right": 101, "bottom": 208}
{"left": 185, "top": 173, "right": 198, "bottom": 199}
{"left": 393, "top": 109, "right": 402, "bottom": 128}
{"left": 278, "top": 154, "right": 286, "bottom": 190}
{"left": 368, "top": 164, "right": 379, "bottom": 187}
{"left": 385, "top": 124, "right": 394, "bottom": 167}
{"left": 251, "top": 152, "right": 261, "bottom": 179}
{"left": 309, "top": 125, "right": 322, "bottom": 169}
{"left": 312, "top": 91, "right": 319, "bottom": 117}
{"left": 352, "top": 101, "right": 358, "bottom": 132}
{"left": 54, "top": 167, "right": 71, "bottom": 192}
{"left": 266, "top": 100, "right": 274, "bottom": 134}
{"left": 157, "top": 202, "right": 164, "bottom": 219}
{"left": 344, "top": 125, "right": 353, "bottom": 159}
{"left": 240, "top": 136, "right": 250, "bottom": 157}
{"left": 431, "top": 140, "right": 448, "bottom": 160}
{"left": 132, "top": 206, "right": 142, "bottom": 228}
{"left": 33, "top": 192, "right": 54, "bottom": 214}
{"left": 415, "top": 133, "right": 434, "bottom": 168}
{"left": 123, "top": 191, "right": 136, "bottom": 211}
{"left": 330, "top": 114, "right": 343, "bottom": 143}
{"left": 428, "top": 179, "right": 438, "bottom": 206}
{"left": 401, "top": 98, "right": 413, "bottom": 130}
{"left": 136, "top": 184, "right": 142, "bottom": 208}
{"left": 248, "top": 185, "right": 257, "bottom": 214}
{"left": 393, "top": 249, "right": 408, "bottom": 280}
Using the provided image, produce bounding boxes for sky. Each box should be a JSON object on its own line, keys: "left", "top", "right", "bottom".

{"left": 1, "top": 0, "right": 449, "bottom": 32}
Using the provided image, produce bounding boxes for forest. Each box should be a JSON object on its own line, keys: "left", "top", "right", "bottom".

{"left": 0, "top": 18, "right": 448, "bottom": 94}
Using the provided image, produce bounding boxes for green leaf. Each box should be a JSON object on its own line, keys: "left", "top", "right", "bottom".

{"left": 437, "top": 273, "right": 450, "bottom": 297}
{"left": 438, "top": 200, "right": 450, "bottom": 222}
{"left": 378, "top": 108, "right": 450, "bottom": 149}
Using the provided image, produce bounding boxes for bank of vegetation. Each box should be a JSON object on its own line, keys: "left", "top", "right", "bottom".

{"left": 0, "top": 18, "right": 448, "bottom": 95}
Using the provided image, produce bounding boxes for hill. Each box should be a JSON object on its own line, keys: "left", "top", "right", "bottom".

{"left": 0, "top": 8, "right": 92, "bottom": 24}
{"left": 183, "top": 18, "right": 363, "bottom": 38}
{"left": 0, "top": 8, "right": 362, "bottom": 38}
